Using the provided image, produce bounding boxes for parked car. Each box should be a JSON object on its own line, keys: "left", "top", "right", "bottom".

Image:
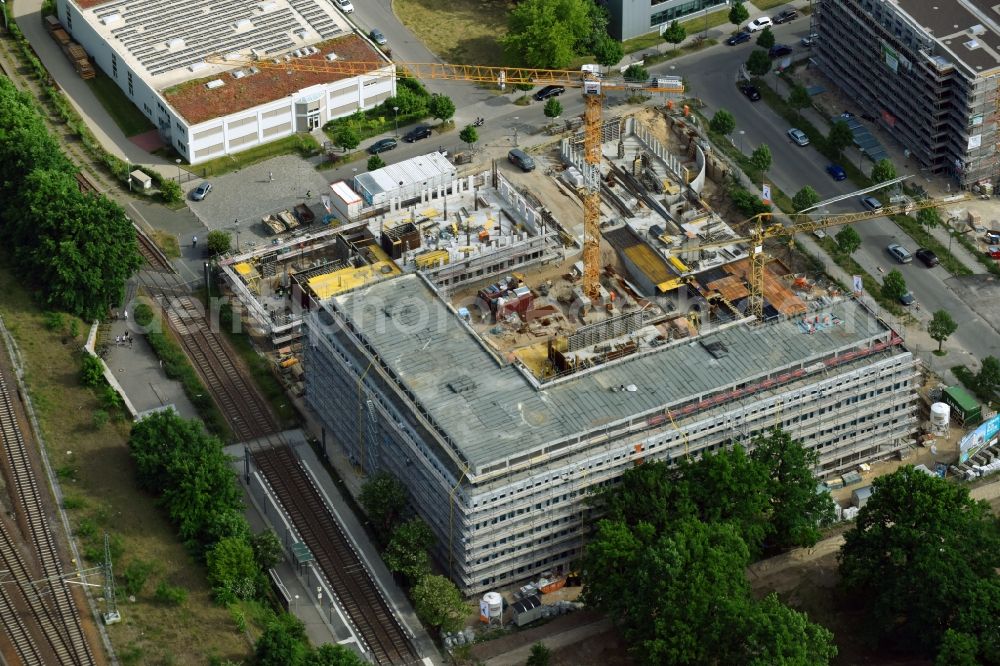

{"left": 916, "top": 248, "right": 939, "bottom": 267}
{"left": 746, "top": 16, "right": 772, "bottom": 32}
{"left": 826, "top": 164, "right": 847, "bottom": 181}
{"left": 898, "top": 291, "right": 915, "bottom": 306}
{"left": 801, "top": 33, "right": 819, "bottom": 47}
{"left": 508, "top": 148, "right": 535, "bottom": 172}
{"left": 726, "top": 31, "right": 752, "bottom": 46}
{"left": 368, "top": 29, "right": 387, "bottom": 45}
{"left": 403, "top": 125, "right": 432, "bottom": 142}
{"left": 861, "top": 195, "right": 883, "bottom": 211}
{"left": 533, "top": 85, "right": 565, "bottom": 101}
{"left": 774, "top": 9, "right": 798, "bottom": 23}
{"left": 190, "top": 181, "right": 212, "bottom": 201}
{"left": 738, "top": 82, "right": 761, "bottom": 101}
{"left": 769, "top": 44, "right": 793, "bottom": 59}
{"left": 333, "top": 0, "right": 354, "bottom": 13}
{"left": 787, "top": 128, "right": 810, "bottom": 146}
{"left": 988, "top": 246, "right": 1000, "bottom": 259}
{"left": 887, "top": 243, "right": 913, "bottom": 263}
{"left": 367, "top": 137, "right": 397, "bottom": 154}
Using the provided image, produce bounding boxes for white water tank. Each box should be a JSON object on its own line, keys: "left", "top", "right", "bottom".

{"left": 482, "top": 592, "right": 503, "bottom": 619}
{"left": 930, "top": 402, "right": 950, "bottom": 428}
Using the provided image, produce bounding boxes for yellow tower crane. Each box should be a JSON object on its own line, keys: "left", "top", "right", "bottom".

{"left": 667, "top": 194, "right": 969, "bottom": 320}
{"left": 206, "top": 53, "right": 684, "bottom": 299}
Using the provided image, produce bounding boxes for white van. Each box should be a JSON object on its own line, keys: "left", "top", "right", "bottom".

{"left": 333, "top": 0, "right": 354, "bottom": 13}
{"left": 746, "top": 16, "right": 772, "bottom": 32}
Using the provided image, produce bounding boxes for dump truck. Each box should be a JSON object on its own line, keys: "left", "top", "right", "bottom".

{"left": 293, "top": 203, "right": 315, "bottom": 225}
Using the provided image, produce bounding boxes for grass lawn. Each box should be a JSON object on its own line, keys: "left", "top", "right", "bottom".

{"left": 85, "top": 70, "right": 155, "bottom": 137}
{"left": 394, "top": 0, "right": 508, "bottom": 65}
{"left": 0, "top": 267, "right": 254, "bottom": 665}
{"left": 623, "top": 7, "right": 734, "bottom": 55}
{"left": 197, "top": 134, "right": 320, "bottom": 176}
{"left": 752, "top": 0, "right": 793, "bottom": 10}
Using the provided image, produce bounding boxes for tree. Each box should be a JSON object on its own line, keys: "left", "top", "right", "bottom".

{"left": 750, "top": 144, "right": 772, "bottom": 175}
{"left": 592, "top": 35, "right": 623, "bottom": 68}
{"left": 729, "top": 593, "right": 838, "bottom": 664}
{"left": 206, "top": 536, "right": 260, "bottom": 602}
{"left": 936, "top": 630, "right": 981, "bottom": 666}
{"left": 206, "top": 230, "right": 231, "bottom": 256}
{"left": 662, "top": 20, "right": 686, "bottom": 50}
{"left": 255, "top": 614, "right": 308, "bottom": 666}
{"left": 305, "top": 644, "right": 366, "bottom": 666}
{"left": 81, "top": 355, "right": 104, "bottom": 388}
{"left": 788, "top": 84, "right": 811, "bottom": 111}
{"left": 827, "top": 120, "right": 854, "bottom": 156}
{"left": 755, "top": 27, "right": 775, "bottom": 50}
{"left": 917, "top": 207, "right": 941, "bottom": 227}
{"left": 411, "top": 574, "right": 468, "bottom": 633}
{"left": 359, "top": 471, "right": 408, "bottom": 543}
{"left": 159, "top": 179, "right": 183, "bottom": 204}
{"left": 332, "top": 125, "right": 360, "bottom": 154}
{"left": 367, "top": 154, "right": 385, "bottom": 171}
{"left": 543, "top": 97, "right": 563, "bottom": 118}
{"left": 502, "top": 0, "right": 594, "bottom": 68}
{"left": 526, "top": 642, "right": 551, "bottom": 666}
{"left": 729, "top": 1, "right": 749, "bottom": 28}
{"left": 731, "top": 188, "right": 772, "bottom": 217}
{"left": 976, "top": 356, "right": 1000, "bottom": 396}
{"left": 881, "top": 269, "right": 907, "bottom": 302}
{"left": 622, "top": 63, "right": 648, "bottom": 82}
{"left": 427, "top": 94, "right": 455, "bottom": 123}
{"left": 928, "top": 310, "right": 957, "bottom": 352}
{"left": 839, "top": 466, "right": 1000, "bottom": 659}
{"left": 746, "top": 48, "right": 772, "bottom": 76}
{"left": 792, "top": 185, "right": 819, "bottom": 212}
{"left": 709, "top": 109, "right": 736, "bottom": 136}
{"left": 250, "top": 529, "right": 284, "bottom": 570}
{"left": 459, "top": 125, "right": 478, "bottom": 150}
{"left": 870, "top": 158, "right": 896, "bottom": 183}
{"left": 835, "top": 227, "right": 862, "bottom": 256}
{"left": 750, "top": 428, "right": 834, "bottom": 552}
{"left": 383, "top": 518, "right": 435, "bottom": 584}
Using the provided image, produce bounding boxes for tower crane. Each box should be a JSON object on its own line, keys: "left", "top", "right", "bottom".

{"left": 206, "top": 52, "right": 685, "bottom": 299}
{"left": 666, "top": 194, "right": 969, "bottom": 320}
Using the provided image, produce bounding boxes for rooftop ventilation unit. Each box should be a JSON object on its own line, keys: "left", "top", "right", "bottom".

{"left": 964, "top": 39, "right": 980, "bottom": 50}
{"left": 167, "top": 38, "right": 185, "bottom": 50}
{"left": 970, "top": 24, "right": 986, "bottom": 36}
{"left": 258, "top": 0, "right": 276, "bottom": 11}
{"left": 232, "top": 69, "right": 247, "bottom": 79}
{"left": 188, "top": 61, "right": 207, "bottom": 73}
{"left": 205, "top": 79, "right": 225, "bottom": 89}
{"left": 325, "top": 52, "right": 338, "bottom": 61}
{"left": 234, "top": 18, "right": 253, "bottom": 30}
{"left": 101, "top": 13, "right": 121, "bottom": 25}
{"left": 293, "top": 49, "right": 304, "bottom": 57}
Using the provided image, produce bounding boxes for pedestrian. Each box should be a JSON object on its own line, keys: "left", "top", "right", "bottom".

{"left": 123, "top": 309, "right": 128, "bottom": 321}
{"left": 192, "top": 235, "right": 198, "bottom": 248}
{"left": 129, "top": 336, "right": 133, "bottom": 349}
{"left": 159, "top": 359, "right": 163, "bottom": 369}
{"left": 268, "top": 171, "right": 274, "bottom": 182}
{"left": 306, "top": 189, "right": 312, "bottom": 198}
{"left": 115, "top": 335, "right": 120, "bottom": 347}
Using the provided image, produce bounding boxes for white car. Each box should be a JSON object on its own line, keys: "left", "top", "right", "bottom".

{"left": 746, "top": 16, "right": 773, "bottom": 32}
{"left": 333, "top": 0, "right": 353, "bottom": 13}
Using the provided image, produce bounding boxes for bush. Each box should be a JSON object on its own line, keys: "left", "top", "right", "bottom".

{"left": 121, "top": 559, "right": 155, "bottom": 597}
{"left": 92, "top": 409, "right": 109, "bottom": 430}
{"left": 154, "top": 582, "right": 188, "bottom": 606}
{"left": 81, "top": 354, "right": 105, "bottom": 388}
{"left": 159, "top": 179, "right": 182, "bottom": 204}
{"left": 44, "top": 312, "right": 65, "bottom": 331}
{"left": 206, "top": 230, "right": 231, "bottom": 256}
{"left": 100, "top": 385, "right": 124, "bottom": 412}
{"left": 133, "top": 303, "right": 154, "bottom": 328}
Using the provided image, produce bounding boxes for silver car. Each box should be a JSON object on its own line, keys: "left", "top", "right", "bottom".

{"left": 787, "top": 128, "right": 810, "bottom": 146}
{"left": 887, "top": 243, "right": 913, "bottom": 263}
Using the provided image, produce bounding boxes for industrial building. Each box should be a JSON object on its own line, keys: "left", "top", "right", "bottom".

{"left": 815, "top": 0, "right": 1000, "bottom": 190}
{"left": 598, "top": 0, "right": 728, "bottom": 41}
{"left": 56, "top": 0, "right": 394, "bottom": 163}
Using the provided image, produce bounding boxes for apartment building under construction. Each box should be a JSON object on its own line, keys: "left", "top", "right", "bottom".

{"left": 304, "top": 271, "right": 919, "bottom": 594}
{"left": 814, "top": 0, "right": 1000, "bottom": 189}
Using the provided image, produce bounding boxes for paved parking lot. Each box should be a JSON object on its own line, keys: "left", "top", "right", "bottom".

{"left": 184, "top": 154, "right": 335, "bottom": 246}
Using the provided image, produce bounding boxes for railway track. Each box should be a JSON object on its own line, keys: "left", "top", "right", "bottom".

{"left": 0, "top": 518, "right": 45, "bottom": 665}
{"left": 254, "top": 445, "right": 421, "bottom": 666}
{"left": 0, "top": 369, "right": 95, "bottom": 666}
{"left": 134, "top": 225, "right": 174, "bottom": 273}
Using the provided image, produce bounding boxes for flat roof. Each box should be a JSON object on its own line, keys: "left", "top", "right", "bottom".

{"left": 354, "top": 152, "right": 456, "bottom": 198}
{"left": 895, "top": 0, "right": 1000, "bottom": 74}
{"left": 73, "top": 0, "right": 377, "bottom": 91}
{"left": 326, "top": 274, "right": 900, "bottom": 472}
{"left": 308, "top": 261, "right": 400, "bottom": 299}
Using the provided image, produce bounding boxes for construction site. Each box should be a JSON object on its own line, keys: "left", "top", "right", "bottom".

{"left": 254, "top": 104, "right": 927, "bottom": 594}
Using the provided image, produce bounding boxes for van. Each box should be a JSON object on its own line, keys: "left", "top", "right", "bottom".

{"left": 508, "top": 149, "right": 535, "bottom": 172}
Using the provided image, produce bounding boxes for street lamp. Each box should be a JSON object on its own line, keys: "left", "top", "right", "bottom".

{"left": 233, "top": 219, "right": 240, "bottom": 252}
{"left": 175, "top": 158, "right": 181, "bottom": 183}
{"left": 513, "top": 116, "right": 519, "bottom": 146}
{"left": 125, "top": 157, "right": 132, "bottom": 192}
{"left": 393, "top": 106, "right": 399, "bottom": 136}
{"left": 738, "top": 130, "right": 746, "bottom": 154}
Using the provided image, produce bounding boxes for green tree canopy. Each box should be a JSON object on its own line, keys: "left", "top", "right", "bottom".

{"left": 881, "top": 269, "right": 907, "bottom": 301}
{"left": 207, "top": 535, "right": 261, "bottom": 602}
{"left": 543, "top": 97, "right": 563, "bottom": 118}
{"left": 976, "top": 356, "right": 1000, "bottom": 396}
{"left": 502, "top": 0, "right": 594, "bottom": 68}
{"left": 332, "top": 125, "right": 360, "bottom": 153}
{"left": 206, "top": 230, "right": 231, "bottom": 256}
{"left": 383, "top": 518, "right": 435, "bottom": 584}
{"left": 459, "top": 125, "right": 478, "bottom": 149}
{"left": 255, "top": 614, "right": 309, "bottom": 666}
{"left": 839, "top": 466, "right": 1000, "bottom": 660}
{"left": 592, "top": 35, "right": 623, "bottom": 67}
{"left": 411, "top": 574, "right": 468, "bottom": 633}
{"left": 750, "top": 144, "right": 772, "bottom": 174}
{"left": 623, "top": 63, "right": 648, "bottom": 82}
{"left": 917, "top": 207, "right": 941, "bottom": 227}
{"left": 935, "top": 629, "right": 981, "bottom": 666}
{"left": 746, "top": 48, "right": 771, "bottom": 76}
{"left": 870, "top": 158, "right": 896, "bottom": 183}
{"left": 827, "top": 120, "right": 854, "bottom": 155}
{"left": 755, "top": 27, "right": 775, "bottom": 49}
{"left": 928, "top": 310, "right": 957, "bottom": 352}
{"left": 728, "top": 592, "right": 838, "bottom": 665}
{"left": 526, "top": 642, "right": 552, "bottom": 666}
{"left": 251, "top": 529, "right": 284, "bottom": 570}
{"left": 728, "top": 1, "right": 749, "bottom": 28}
{"left": 367, "top": 154, "right": 386, "bottom": 171}
{"left": 427, "top": 94, "right": 455, "bottom": 123}
{"left": 359, "top": 471, "right": 408, "bottom": 544}
{"left": 792, "top": 186, "right": 820, "bottom": 212}
{"left": 788, "top": 84, "right": 811, "bottom": 111}
{"left": 709, "top": 109, "right": 736, "bottom": 136}
{"left": 305, "top": 644, "right": 366, "bottom": 666}
{"left": 835, "top": 226, "right": 862, "bottom": 255}
{"left": 662, "top": 20, "right": 686, "bottom": 50}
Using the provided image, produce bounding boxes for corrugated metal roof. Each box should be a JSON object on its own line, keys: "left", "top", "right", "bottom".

{"left": 354, "top": 151, "right": 455, "bottom": 198}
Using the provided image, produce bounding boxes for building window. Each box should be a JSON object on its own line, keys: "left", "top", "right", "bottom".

{"left": 111, "top": 54, "right": 118, "bottom": 79}
{"left": 651, "top": 0, "right": 726, "bottom": 27}
{"left": 66, "top": 9, "right": 72, "bottom": 30}
{"left": 127, "top": 72, "right": 133, "bottom": 97}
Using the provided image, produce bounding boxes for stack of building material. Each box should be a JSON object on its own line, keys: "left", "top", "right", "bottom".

{"left": 67, "top": 43, "right": 95, "bottom": 78}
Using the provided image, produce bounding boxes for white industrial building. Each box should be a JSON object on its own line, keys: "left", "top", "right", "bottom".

{"left": 353, "top": 152, "right": 456, "bottom": 206}
{"left": 57, "top": 0, "right": 395, "bottom": 164}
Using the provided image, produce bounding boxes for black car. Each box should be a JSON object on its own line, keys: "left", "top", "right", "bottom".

{"left": 769, "top": 44, "right": 793, "bottom": 58}
{"left": 367, "top": 137, "right": 397, "bottom": 154}
{"left": 738, "top": 82, "right": 761, "bottom": 101}
{"left": 403, "top": 125, "right": 432, "bottom": 142}
{"left": 916, "top": 248, "right": 940, "bottom": 267}
{"left": 533, "top": 85, "right": 565, "bottom": 101}
{"left": 726, "top": 31, "right": 752, "bottom": 46}
{"left": 773, "top": 9, "right": 798, "bottom": 24}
